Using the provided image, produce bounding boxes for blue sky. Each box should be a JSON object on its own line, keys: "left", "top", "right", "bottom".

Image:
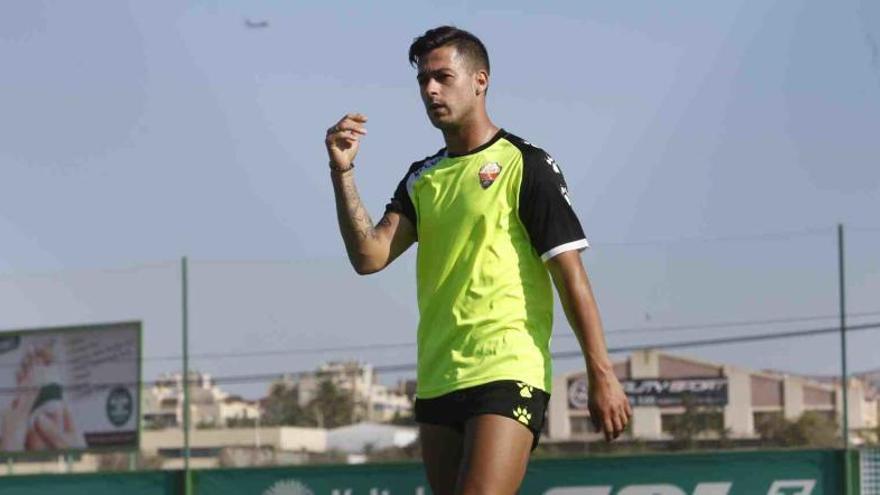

{"left": 1, "top": 1, "right": 878, "bottom": 396}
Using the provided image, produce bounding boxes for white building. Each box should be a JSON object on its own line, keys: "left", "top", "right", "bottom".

{"left": 143, "top": 371, "right": 260, "bottom": 429}
{"left": 546, "top": 350, "right": 878, "bottom": 444}
{"left": 275, "top": 361, "right": 412, "bottom": 423}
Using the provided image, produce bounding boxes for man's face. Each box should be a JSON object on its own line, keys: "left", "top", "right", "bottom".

{"left": 416, "top": 45, "right": 485, "bottom": 130}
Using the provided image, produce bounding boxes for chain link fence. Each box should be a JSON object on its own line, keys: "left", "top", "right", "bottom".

{"left": 863, "top": 448, "right": 880, "bottom": 495}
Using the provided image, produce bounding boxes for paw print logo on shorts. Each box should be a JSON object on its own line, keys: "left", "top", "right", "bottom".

{"left": 513, "top": 406, "right": 532, "bottom": 425}
{"left": 516, "top": 382, "right": 533, "bottom": 398}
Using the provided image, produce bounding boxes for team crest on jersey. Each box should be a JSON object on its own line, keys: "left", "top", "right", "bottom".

{"left": 478, "top": 162, "right": 502, "bottom": 189}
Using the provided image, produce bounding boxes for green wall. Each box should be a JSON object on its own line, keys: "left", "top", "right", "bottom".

{"left": 0, "top": 448, "right": 856, "bottom": 495}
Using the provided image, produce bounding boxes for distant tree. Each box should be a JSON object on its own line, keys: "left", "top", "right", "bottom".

{"left": 226, "top": 416, "right": 258, "bottom": 428}
{"left": 756, "top": 411, "right": 840, "bottom": 447}
{"left": 853, "top": 423, "right": 879, "bottom": 445}
{"left": 262, "top": 378, "right": 356, "bottom": 428}
{"left": 307, "top": 379, "right": 355, "bottom": 428}
{"left": 262, "top": 383, "right": 310, "bottom": 426}
{"left": 666, "top": 395, "right": 725, "bottom": 451}
{"left": 858, "top": 419, "right": 880, "bottom": 446}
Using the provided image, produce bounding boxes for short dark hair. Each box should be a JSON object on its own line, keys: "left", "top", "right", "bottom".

{"left": 408, "top": 26, "right": 490, "bottom": 74}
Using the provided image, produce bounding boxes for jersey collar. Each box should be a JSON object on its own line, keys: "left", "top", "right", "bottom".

{"left": 445, "top": 128, "right": 507, "bottom": 158}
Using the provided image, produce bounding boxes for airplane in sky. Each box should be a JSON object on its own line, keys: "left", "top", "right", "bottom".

{"left": 244, "top": 18, "right": 269, "bottom": 29}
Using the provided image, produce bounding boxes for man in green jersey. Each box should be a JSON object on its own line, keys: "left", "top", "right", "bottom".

{"left": 325, "top": 26, "right": 631, "bottom": 495}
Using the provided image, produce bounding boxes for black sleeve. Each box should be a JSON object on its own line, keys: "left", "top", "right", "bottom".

{"left": 518, "top": 147, "right": 589, "bottom": 261}
{"left": 384, "top": 165, "right": 417, "bottom": 230}
{"left": 384, "top": 150, "right": 445, "bottom": 233}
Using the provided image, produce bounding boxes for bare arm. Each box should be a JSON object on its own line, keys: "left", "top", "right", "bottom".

{"left": 330, "top": 170, "right": 415, "bottom": 274}
{"left": 546, "top": 250, "right": 632, "bottom": 441}
{"left": 325, "top": 113, "right": 416, "bottom": 274}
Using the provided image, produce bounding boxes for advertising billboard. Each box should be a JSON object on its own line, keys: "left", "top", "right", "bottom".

{"left": 0, "top": 321, "right": 141, "bottom": 454}
{"left": 193, "top": 449, "right": 844, "bottom": 495}
{"left": 568, "top": 376, "right": 729, "bottom": 409}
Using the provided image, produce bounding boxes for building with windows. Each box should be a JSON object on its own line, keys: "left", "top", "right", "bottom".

{"left": 143, "top": 371, "right": 260, "bottom": 429}
{"left": 546, "top": 350, "right": 878, "bottom": 444}
{"left": 273, "top": 361, "right": 412, "bottom": 423}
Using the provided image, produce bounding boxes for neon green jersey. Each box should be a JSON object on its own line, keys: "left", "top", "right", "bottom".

{"left": 386, "top": 130, "right": 588, "bottom": 399}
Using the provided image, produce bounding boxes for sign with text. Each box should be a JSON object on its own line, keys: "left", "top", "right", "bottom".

{"left": 0, "top": 449, "right": 850, "bottom": 494}
{"left": 568, "top": 376, "right": 728, "bottom": 409}
{"left": 194, "top": 449, "right": 845, "bottom": 495}
{"left": 0, "top": 322, "right": 141, "bottom": 453}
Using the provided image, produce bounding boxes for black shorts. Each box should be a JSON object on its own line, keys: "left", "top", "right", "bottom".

{"left": 414, "top": 380, "right": 550, "bottom": 450}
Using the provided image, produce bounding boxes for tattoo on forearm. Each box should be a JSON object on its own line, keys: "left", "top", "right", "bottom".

{"left": 334, "top": 177, "right": 380, "bottom": 247}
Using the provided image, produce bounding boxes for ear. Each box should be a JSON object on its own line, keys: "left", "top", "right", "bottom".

{"left": 474, "top": 69, "right": 489, "bottom": 96}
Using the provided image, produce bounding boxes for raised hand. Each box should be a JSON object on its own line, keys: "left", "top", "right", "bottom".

{"left": 325, "top": 113, "right": 368, "bottom": 169}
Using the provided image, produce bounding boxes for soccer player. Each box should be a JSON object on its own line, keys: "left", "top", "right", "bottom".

{"left": 324, "top": 26, "right": 631, "bottom": 495}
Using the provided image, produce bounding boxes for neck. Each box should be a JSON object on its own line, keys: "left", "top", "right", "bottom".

{"left": 442, "top": 112, "right": 499, "bottom": 155}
